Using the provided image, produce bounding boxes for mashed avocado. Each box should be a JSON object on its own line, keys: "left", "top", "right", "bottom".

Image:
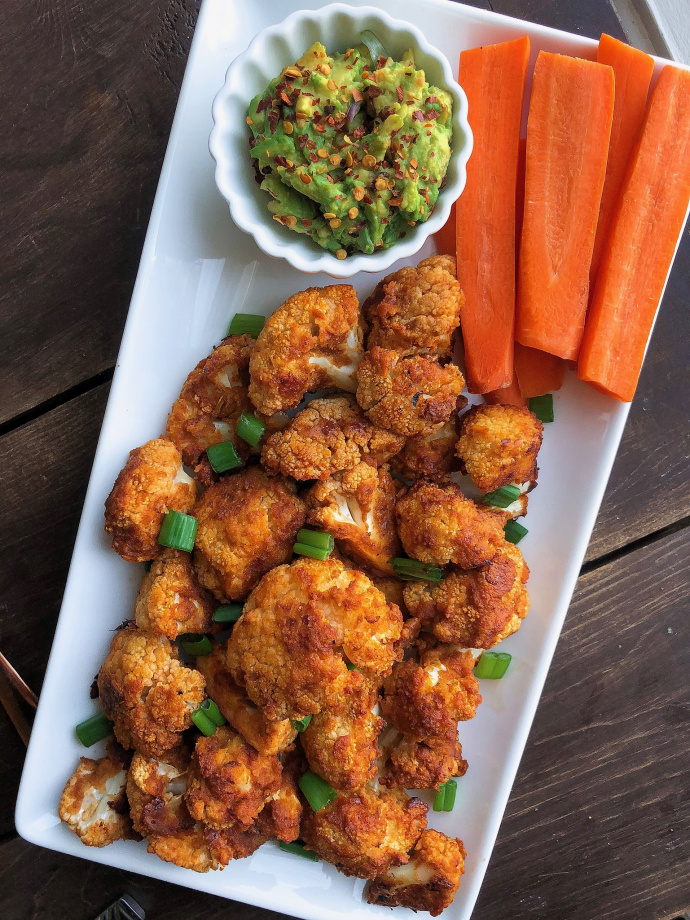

{"left": 247, "top": 41, "right": 453, "bottom": 259}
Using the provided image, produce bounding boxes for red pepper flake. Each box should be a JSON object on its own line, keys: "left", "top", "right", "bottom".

{"left": 412, "top": 110, "right": 425, "bottom": 123}
{"left": 426, "top": 110, "right": 439, "bottom": 120}
{"left": 327, "top": 116, "right": 335, "bottom": 127}
{"left": 425, "top": 95, "right": 438, "bottom": 104}
{"left": 306, "top": 139, "right": 317, "bottom": 150}
{"left": 268, "top": 110, "right": 279, "bottom": 134}
{"left": 326, "top": 174, "right": 334, "bottom": 183}
{"left": 346, "top": 64, "right": 353, "bottom": 70}
{"left": 256, "top": 96, "right": 271, "bottom": 113}
{"left": 368, "top": 85, "right": 383, "bottom": 100}
{"left": 429, "top": 151, "right": 435, "bottom": 157}
{"left": 314, "top": 123, "right": 326, "bottom": 133}
{"left": 280, "top": 92, "right": 291, "bottom": 105}
{"left": 308, "top": 152, "right": 319, "bottom": 163}
{"left": 302, "top": 218, "right": 312, "bottom": 227}
{"left": 298, "top": 134, "right": 309, "bottom": 149}
{"left": 396, "top": 85, "right": 404, "bottom": 103}
{"left": 351, "top": 88, "right": 363, "bottom": 103}
{"left": 363, "top": 194, "right": 373, "bottom": 205}
{"left": 395, "top": 170, "right": 404, "bottom": 180}
{"left": 353, "top": 125, "right": 366, "bottom": 140}
{"left": 381, "top": 218, "right": 389, "bottom": 225}
{"left": 274, "top": 155, "right": 288, "bottom": 168}
{"left": 313, "top": 111, "right": 322, "bottom": 124}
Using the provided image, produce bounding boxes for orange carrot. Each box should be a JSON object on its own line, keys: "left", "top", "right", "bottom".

{"left": 578, "top": 65, "right": 690, "bottom": 402}
{"left": 515, "top": 136, "right": 527, "bottom": 267}
{"left": 514, "top": 342, "right": 566, "bottom": 398}
{"left": 434, "top": 201, "right": 457, "bottom": 258}
{"left": 457, "top": 36, "right": 530, "bottom": 394}
{"left": 590, "top": 34, "right": 654, "bottom": 289}
{"left": 483, "top": 374, "right": 526, "bottom": 407}
{"left": 516, "top": 52, "right": 615, "bottom": 360}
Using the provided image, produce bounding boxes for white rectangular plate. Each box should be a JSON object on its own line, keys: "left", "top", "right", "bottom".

{"left": 16, "top": 2, "right": 689, "bottom": 919}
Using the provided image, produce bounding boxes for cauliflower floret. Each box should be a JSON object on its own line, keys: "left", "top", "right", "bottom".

{"left": 98, "top": 627, "right": 206, "bottom": 758}
{"left": 367, "top": 829, "right": 466, "bottom": 916}
{"left": 301, "top": 785, "right": 428, "bottom": 879}
{"left": 193, "top": 466, "right": 306, "bottom": 602}
{"left": 166, "top": 335, "right": 254, "bottom": 485}
{"left": 59, "top": 744, "right": 136, "bottom": 847}
{"left": 391, "top": 414, "right": 465, "bottom": 484}
{"left": 395, "top": 481, "right": 506, "bottom": 568}
{"left": 362, "top": 255, "right": 463, "bottom": 357}
{"left": 134, "top": 548, "right": 217, "bottom": 639}
{"left": 196, "top": 647, "right": 296, "bottom": 755}
{"left": 403, "top": 542, "right": 530, "bottom": 648}
{"left": 226, "top": 557, "right": 402, "bottom": 720}
{"left": 261, "top": 396, "right": 404, "bottom": 482}
{"left": 104, "top": 438, "right": 196, "bottom": 562}
{"left": 382, "top": 733, "right": 467, "bottom": 791}
{"left": 304, "top": 462, "right": 400, "bottom": 574}
{"left": 249, "top": 285, "right": 364, "bottom": 415}
{"left": 203, "top": 819, "right": 271, "bottom": 865}
{"left": 356, "top": 348, "right": 465, "bottom": 438}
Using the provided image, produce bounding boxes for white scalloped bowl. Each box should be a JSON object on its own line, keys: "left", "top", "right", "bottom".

{"left": 210, "top": 4, "right": 472, "bottom": 278}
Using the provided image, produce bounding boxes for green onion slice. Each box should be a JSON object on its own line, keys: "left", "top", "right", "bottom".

{"left": 482, "top": 485, "right": 521, "bottom": 509}
{"left": 529, "top": 394, "right": 554, "bottom": 423}
{"left": 391, "top": 558, "right": 444, "bottom": 582}
{"left": 206, "top": 440, "right": 243, "bottom": 474}
{"left": 299, "top": 771, "right": 338, "bottom": 812}
{"left": 158, "top": 510, "right": 197, "bottom": 552}
{"left": 293, "top": 543, "right": 331, "bottom": 561}
{"left": 75, "top": 713, "right": 113, "bottom": 747}
{"left": 191, "top": 708, "right": 217, "bottom": 736}
{"left": 504, "top": 520, "right": 528, "bottom": 545}
{"left": 296, "top": 529, "right": 335, "bottom": 552}
{"left": 474, "top": 651, "right": 512, "bottom": 680}
{"left": 179, "top": 633, "right": 213, "bottom": 657}
{"left": 227, "top": 313, "right": 266, "bottom": 338}
{"left": 291, "top": 715, "right": 313, "bottom": 732}
{"left": 200, "top": 699, "right": 227, "bottom": 727}
{"left": 346, "top": 661, "right": 359, "bottom": 672}
{"left": 360, "top": 29, "right": 387, "bottom": 62}
{"left": 213, "top": 604, "right": 243, "bottom": 623}
{"left": 235, "top": 412, "right": 266, "bottom": 448}
{"left": 279, "top": 841, "right": 319, "bottom": 861}
{"left": 432, "top": 779, "right": 458, "bottom": 812}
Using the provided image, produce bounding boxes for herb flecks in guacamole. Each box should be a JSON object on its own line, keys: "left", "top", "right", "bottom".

{"left": 247, "top": 41, "right": 453, "bottom": 258}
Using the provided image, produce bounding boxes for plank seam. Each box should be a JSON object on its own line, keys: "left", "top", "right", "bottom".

{"left": 581, "top": 513, "right": 690, "bottom": 575}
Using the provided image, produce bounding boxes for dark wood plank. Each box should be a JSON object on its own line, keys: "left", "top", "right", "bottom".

{"left": 490, "top": 0, "right": 625, "bottom": 40}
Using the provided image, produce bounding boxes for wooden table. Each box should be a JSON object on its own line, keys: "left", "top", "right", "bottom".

{"left": 1, "top": 1, "right": 688, "bottom": 918}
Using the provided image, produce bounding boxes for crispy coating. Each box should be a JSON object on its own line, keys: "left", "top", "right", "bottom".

{"left": 304, "top": 462, "right": 400, "bottom": 574}
{"left": 301, "top": 786, "right": 428, "bottom": 879}
{"left": 266, "top": 751, "right": 303, "bottom": 843}
{"left": 104, "top": 438, "right": 196, "bottom": 562}
{"left": 59, "top": 746, "right": 135, "bottom": 847}
{"left": 226, "top": 558, "right": 402, "bottom": 720}
{"left": 356, "top": 348, "right": 465, "bottom": 438}
{"left": 98, "top": 627, "right": 206, "bottom": 758}
{"left": 166, "top": 335, "right": 254, "bottom": 483}
{"left": 456, "top": 404, "right": 543, "bottom": 493}
{"left": 261, "top": 396, "right": 404, "bottom": 482}
{"left": 362, "top": 255, "right": 463, "bottom": 357}
{"left": 396, "top": 481, "right": 506, "bottom": 568}
{"left": 249, "top": 285, "right": 364, "bottom": 415}
{"left": 368, "top": 829, "right": 466, "bottom": 916}
{"left": 134, "top": 548, "right": 217, "bottom": 639}
{"left": 193, "top": 467, "right": 306, "bottom": 603}
{"left": 383, "top": 734, "right": 467, "bottom": 791}
{"left": 391, "top": 414, "right": 464, "bottom": 484}
{"left": 196, "top": 648, "right": 296, "bottom": 755}
{"left": 403, "top": 543, "right": 530, "bottom": 648}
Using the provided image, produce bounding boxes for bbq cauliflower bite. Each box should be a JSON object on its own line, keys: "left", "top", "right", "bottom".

{"left": 391, "top": 414, "right": 464, "bottom": 483}
{"left": 98, "top": 627, "right": 206, "bottom": 758}
{"left": 304, "top": 462, "right": 400, "bottom": 574}
{"left": 362, "top": 255, "right": 463, "bottom": 357}
{"left": 193, "top": 466, "right": 306, "bottom": 603}
{"left": 368, "top": 829, "right": 467, "bottom": 916}
{"left": 396, "top": 481, "right": 506, "bottom": 568}
{"left": 301, "top": 785, "right": 428, "bottom": 879}
{"left": 261, "top": 396, "right": 404, "bottom": 482}
{"left": 134, "top": 548, "right": 217, "bottom": 639}
{"left": 226, "top": 558, "right": 402, "bottom": 720}
{"left": 384, "top": 735, "right": 467, "bottom": 792}
{"left": 403, "top": 542, "right": 530, "bottom": 648}
{"left": 104, "top": 438, "right": 196, "bottom": 562}
{"left": 249, "top": 285, "right": 364, "bottom": 415}
{"left": 356, "top": 348, "right": 465, "bottom": 438}
{"left": 166, "top": 334, "right": 254, "bottom": 483}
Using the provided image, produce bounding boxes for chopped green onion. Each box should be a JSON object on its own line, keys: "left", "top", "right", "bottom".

{"left": 482, "top": 485, "right": 521, "bottom": 509}
{"left": 227, "top": 313, "right": 266, "bottom": 338}
{"left": 474, "top": 651, "right": 512, "bottom": 679}
{"left": 191, "top": 708, "right": 217, "bottom": 736}
{"left": 346, "top": 661, "right": 359, "bottom": 671}
{"left": 432, "top": 779, "right": 458, "bottom": 812}
{"left": 75, "top": 713, "right": 113, "bottom": 747}
{"left": 143, "top": 560, "right": 152, "bottom": 573}
{"left": 296, "top": 529, "right": 335, "bottom": 552}
{"left": 291, "top": 715, "right": 313, "bottom": 732}
{"left": 235, "top": 412, "right": 266, "bottom": 448}
{"left": 199, "top": 699, "right": 227, "bottom": 727}
{"left": 529, "top": 394, "right": 554, "bottom": 423}
{"left": 293, "top": 542, "right": 331, "bottom": 561}
{"left": 213, "top": 604, "right": 243, "bottom": 623}
{"left": 391, "top": 558, "right": 444, "bottom": 582}
{"left": 279, "top": 841, "right": 319, "bottom": 861}
{"left": 504, "top": 520, "right": 528, "bottom": 545}
{"left": 360, "top": 29, "right": 387, "bottom": 62}
{"left": 158, "top": 510, "right": 197, "bottom": 552}
{"left": 206, "top": 440, "right": 243, "bottom": 474}
{"left": 299, "top": 771, "right": 337, "bottom": 812}
{"left": 179, "top": 633, "right": 213, "bottom": 657}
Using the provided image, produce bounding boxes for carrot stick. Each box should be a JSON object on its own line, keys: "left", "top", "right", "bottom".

{"left": 434, "top": 201, "right": 457, "bottom": 258}
{"left": 483, "top": 374, "right": 526, "bottom": 408}
{"left": 590, "top": 35, "right": 654, "bottom": 289}
{"left": 515, "top": 136, "right": 527, "bottom": 267}
{"left": 457, "top": 36, "right": 530, "bottom": 394}
{"left": 578, "top": 65, "right": 690, "bottom": 402}
{"left": 516, "top": 52, "right": 615, "bottom": 361}
{"left": 514, "top": 342, "right": 565, "bottom": 398}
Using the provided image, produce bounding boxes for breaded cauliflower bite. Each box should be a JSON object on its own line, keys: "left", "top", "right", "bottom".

{"left": 304, "top": 462, "right": 400, "bottom": 574}
{"left": 368, "top": 829, "right": 467, "bottom": 916}
{"left": 404, "top": 542, "right": 530, "bottom": 648}
{"left": 261, "top": 396, "right": 404, "bottom": 482}
{"left": 166, "top": 335, "right": 254, "bottom": 484}
{"left": 356, "top": 348, "right": 465, "bottom": 438}
{"left": 59, "top": 744, "right": 136, "bottom": 847}
{"left": 362, "top": 255, "right": 463, "bottom": 357}
{"left": 193, "top": 466, "right": 306, "bottom": 602}
{"left": 98, "top": 627, "right": 206, "bottom": 758}
{"left": 134, "top": 548, "right": 216, "bottom": 639}
{"left": 249, "top": 285, "right": 364, "bottom": 415}
{"left": 391, "top": 416, "right": 463, "bottom": 484}
{"left": 104, "top": 438, "right": 196, "bottom": 562}
{"left": 384, "top": 735, "right": 467, "bottom": 792}
{"left": 301, "top": 785, "right": 428, "bottom": 879}
{"left": 396, "top": 481, "right": 506, "bottom": 568}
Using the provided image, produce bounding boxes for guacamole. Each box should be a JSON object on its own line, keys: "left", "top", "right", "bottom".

{"left": 246, "top": 41, "right": 453, "bottom": 259}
